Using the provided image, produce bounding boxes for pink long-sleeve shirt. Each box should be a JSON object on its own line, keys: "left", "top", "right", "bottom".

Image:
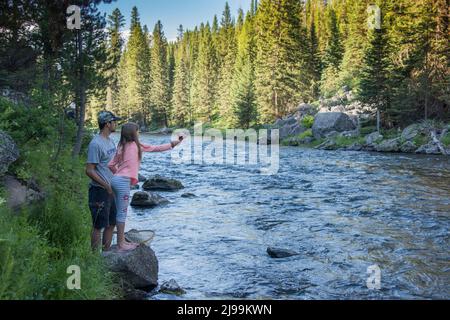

{"left": 108, "top": 142, "right": 173, "bottom": 185}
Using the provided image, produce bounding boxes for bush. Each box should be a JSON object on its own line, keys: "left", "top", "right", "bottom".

{"left": 301, "top": 115, "right": 315, "bottom": 129}
{"left": 335, "top": 135, "right": 366, "bottom": 148}
{"left": 298, "top": 129, "right": 313, "bottom": 140}
{"left": 442, "top": 132, "right": 450, "bottom": 147}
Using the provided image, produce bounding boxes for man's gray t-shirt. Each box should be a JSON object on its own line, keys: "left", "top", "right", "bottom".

{"left": 87, "top": 134, "right": 117, "bottom": 188}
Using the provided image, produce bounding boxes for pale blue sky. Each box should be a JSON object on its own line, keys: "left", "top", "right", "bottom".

{"left": 99, "top": 0, "right": 252, "bottom": 41}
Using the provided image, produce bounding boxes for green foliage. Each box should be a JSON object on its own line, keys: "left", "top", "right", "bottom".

{"left": 301, "top": 115, "right": 315, "bottom": 129}
{"left": 150, "top": 20, "right": 170, "bottom": 127}
{"left": 360, "top": 126, "right": 378, "bottom": 136}
{"left": 0, "top": 96, "right": 118, "bottom": 300}
{"left": 382, "top": 128, "right": 401, "bottom": 140}
{"left": 255, "top": 0, "right": 311, "bottom": 123}
{"left": 441, "top": 132, "right": 450, "bottom": 147}
{"left": 0, "top": 98, "right": 58, "bottom": 145}
{"left": 334, "top": 135, "right": 365, "bottom": 148}
{"left": 413, "top": 133, "right": 429, "bottom": 147}
{"left": 299, "top": 129, "right": 313, "bottom": 140}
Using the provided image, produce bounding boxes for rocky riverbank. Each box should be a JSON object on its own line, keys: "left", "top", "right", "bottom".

{"left": 269, "top": 90, "right": 450, "bottom": 156}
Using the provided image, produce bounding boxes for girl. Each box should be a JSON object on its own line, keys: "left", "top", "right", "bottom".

{"left": 108, "top": 123, "right": 183, "bottom": 251}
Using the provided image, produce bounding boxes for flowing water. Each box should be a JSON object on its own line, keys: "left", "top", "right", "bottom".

{"left": 123, "top": 133, "right": 449, "bottom": 300}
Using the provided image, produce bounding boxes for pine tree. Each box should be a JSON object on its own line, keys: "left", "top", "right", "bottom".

{"left": 106, "top": 8, "right": 125, "bottom": 113}
{"left": 308, "top": 19, "right": 323, "bottom": 100}
{"left": 358, "top": 26, "right": 391, "bottom": 128}
{"left": 171, "top": 30, "right": 191, "bottom": 127}
{"left": 320, "top": 5, "right": 345, "bottom": 97}
{"left": 130, "top": 6, "right": 140, "bottom": 30}
{"left": 231, "top": 12, "right": 257, "bottom": 128}
{"left": 150, "top": 20, "right": 170, "bottom": 127}
{"left": 216, "top": 2, "right": 237, "bottom": 127}
{"left": 254, "top": 0, "right": 311, "bottom": 123}
{"left": 117, "top": 7, "right": 151, "bottom": 124}
{"left": 191, "top": 23, "right": 218, "bottom": 122}
{"left": 337, "top": 0, "right": 369, "bottom": 91}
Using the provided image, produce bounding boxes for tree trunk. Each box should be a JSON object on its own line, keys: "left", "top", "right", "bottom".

{"left": 377, "top": 109, "right": 381, "bottom": 133}
{"left": 72, "top": 29, "right": 86, "bottom": 158}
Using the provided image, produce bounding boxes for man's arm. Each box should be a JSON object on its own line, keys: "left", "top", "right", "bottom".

{"left": 85, "top": 163, "right": 113, "bottom": 194}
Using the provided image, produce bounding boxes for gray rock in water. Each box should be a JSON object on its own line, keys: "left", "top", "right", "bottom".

{"left": 143, "top": 175, "right": 184, "bottom": 191}
{"left": 400, "top": 141, "right": 417, "bottom": 153}
{"left": 312, "top": 112, "right": 357, "bottom": 139}
{"left": 267, "top": 247, "right": 299, "bottom": 259}
{"left": 159, "top": 279, "right": 186, "bottom": 296}
{"left": 0, "top": 131, "right": 20, "bottom": 176}
{"left": 138, "top": 173, "right": 147, "bottom": 182}
{"left": 181, "top": 193, "right": 196, "bottom": 198}
{"left": 131, "top": 191, "right": 169, "bottom": 207}
{"left": 103, "top": 244, "right": 158, "bottom": 290}
{"left": 365, "top": 132, "right": 383, "bottom": 146}
{"left": 376, "top": 138, "right": 401, "bottom": 153}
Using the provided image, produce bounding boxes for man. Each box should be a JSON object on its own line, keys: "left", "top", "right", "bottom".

{"left": 86, "top": 111, "right": 122, "bottom": 251}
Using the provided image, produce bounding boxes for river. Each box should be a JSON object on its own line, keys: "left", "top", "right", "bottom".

{"left": 123, "top": 133, "right": 449, "bottom": 300}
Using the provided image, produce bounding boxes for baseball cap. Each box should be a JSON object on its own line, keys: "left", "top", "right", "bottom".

{"left": 97, "top": 111, "right": 122, "bottom": 125}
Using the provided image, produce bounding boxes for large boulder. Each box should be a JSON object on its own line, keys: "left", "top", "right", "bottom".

{"left": 312, "top": 112, "right": 357, "bottom": 139}
{"left": 130, "top": 191, "right": 169, "bottom": 207}
{"left": 273, "top": 116, "right": 297, "bottom": 129}
{"left": 142, "top": 175, "right": 184, "bottom": 192}
{"left": 0, "top": 131, "right": 20, "bottom": 176}
{"left": 376, "top": 138, "right": 401, "bottom": 153}
{"left": 294, "top": 103, "right": 317, "bottom": 120}
{"left": 415, "top": 141, "right": 442, "bottom": 155}
{"left": 272, "top": 116, "right": 306, "bottom": 140}
{"left": 1, "top": 175, "right": 45, "bottom": 211}
{"left": 365, "top": 132, "right": 383, "bottom": 146}
{"left": 103, "top": 244, "right": 158, "bottom": 291}
{"left": 400, "top": 141, "right": 418, "bottom": 153}
{"left": 401, "top": 124, "right": 423, "bottom": 141}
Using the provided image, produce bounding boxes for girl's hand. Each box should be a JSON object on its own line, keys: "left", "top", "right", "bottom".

{"left": 171, "top": 136, "right": 184, "bottom": 148}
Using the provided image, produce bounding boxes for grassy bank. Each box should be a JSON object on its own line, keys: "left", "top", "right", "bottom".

{"left": 0, "top": 97, "right": 120, "bottom": 300}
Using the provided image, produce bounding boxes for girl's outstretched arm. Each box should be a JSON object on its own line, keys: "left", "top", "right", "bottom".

{"left": 140, "top": 143, "right": 173, "bottom": 153}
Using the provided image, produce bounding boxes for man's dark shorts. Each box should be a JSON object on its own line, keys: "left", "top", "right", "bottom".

{"left": 88, "top": 185, "right": 116, "bottom": 230}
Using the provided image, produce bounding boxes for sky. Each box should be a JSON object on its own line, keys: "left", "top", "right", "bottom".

{"left": 98, "top": 0, "right": 252, "bottom": 42}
